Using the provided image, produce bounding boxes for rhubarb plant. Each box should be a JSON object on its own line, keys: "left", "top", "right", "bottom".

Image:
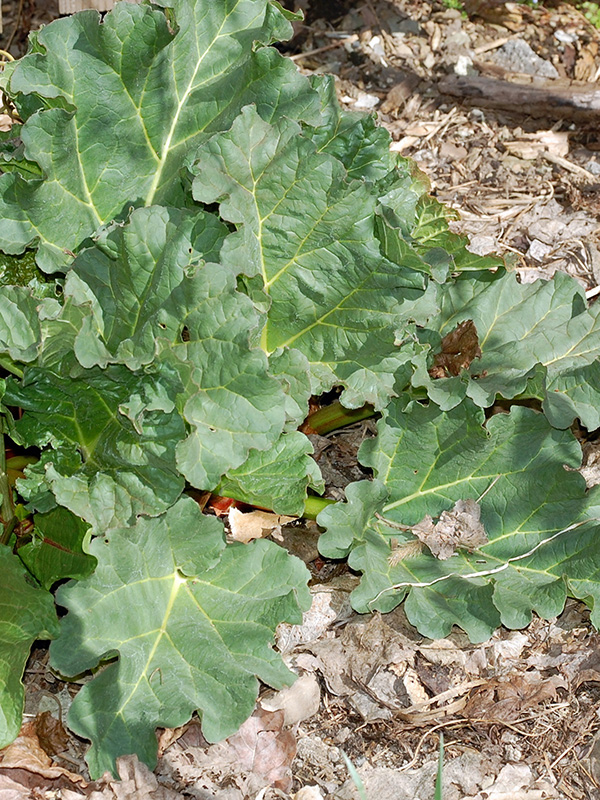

{"left": 0, "top": 0, "right": 599, "bottom": 780}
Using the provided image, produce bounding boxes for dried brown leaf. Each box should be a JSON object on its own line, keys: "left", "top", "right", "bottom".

{"left": 462, "top": 0, "right": 525, "bottom": 30}
{"left": 34, "top": 711, "right": 69, "bottom": 757}
{"left": 228, "top": 508, "right": 294, "bottom": 543}
{"left": 0, "top": 721, "right": 87, "bottom": 797}
{"left": 429, "top": 320, "right": 481, "bottom": 379}
{"left": 0, "top": 773, "right": 32, "bottom": 799}
{"left": 412, "top": 499, "right": 488, "bottom": 560}
{"left": 575, "top": 44, "right": 597, "bottom": 82}
{"left": 225, "top": 708, "right": 296, "bottom": 792}
{"left": 260, "top": 673, "right": 321, "bottom": 726}
{"left": 464, "top": 672, "right": 566, "bottom": 721}
{"left": 89, "top": 754, "right": 183, "bottom": 799}
{"left": 380, "top": 73, "right": 421, "bottom": 114}
{"left": 573, "top": 648, "right": 600, "bottom": 688}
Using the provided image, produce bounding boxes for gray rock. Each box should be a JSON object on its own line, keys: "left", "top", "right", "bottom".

{"left": 491, "top": 39, "right": 558, "bottom": 79}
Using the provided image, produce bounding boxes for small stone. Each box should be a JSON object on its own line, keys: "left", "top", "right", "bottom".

{"left": 454, "top": 55, "right": 474, "bottom": 76}
{"left": 554, "top": 28, "right": 578, "bottom": 44}
{"left": 527, "top": 239, "right": 553, "bottom": 262}
{"left": 354, "top": 92, "right": 380, "bottom": 110}
{"left": 468, "top": 234, "right": 497, "bottom": 255}
{"left": 585, "top": 159, "right": 600, "bottom": 176}
{"left": 491, "top": 39, "right": 558, "bottom": 79}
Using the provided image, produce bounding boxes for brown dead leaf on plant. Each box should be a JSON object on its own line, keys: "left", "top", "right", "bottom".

{"left": 429, "top": 319, "right": 482, "bottom": 379}
{"left": 385, "top": 498, "right": 489, "bottom": 564}
{"left": 412, "top": 498, "right": 489, "bottom": 560}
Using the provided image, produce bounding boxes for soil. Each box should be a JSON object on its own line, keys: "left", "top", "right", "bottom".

{"left": 1, "top": 1, "right": 600, "bottom": 799}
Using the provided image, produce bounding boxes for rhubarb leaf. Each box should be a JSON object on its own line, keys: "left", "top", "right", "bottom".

{"left": 218, "top": 431, "right": 324, "bottom": 515}
{"left": 66, "top": 206, "right": 228, "bottom": 370}
{"left": 0, "top": 0, "right": 320, "bottom": 272}
{"left": 17, "top": 506, "right": 96, "bottom": 589}
{"left": 0, "top": 546, "right": 59, "bottom": 747}
{"left": 318, "top": 398, "right": 599, "bottom": 641}
{"left": 0, "top": 286, "right": 41, "bottom": 362}
{"left": 50, "top": 497, "right": 311, "bottom": 778}
{"left": 418, "top": 270, "right": 600, "bottom": 428}
{"left": 0, "top": 205, "right": 290, "bottom": 520}
{"left": 5, "top": 364, "right": 186, "bottom": 529}
{"left": 375, "top": 172, "right": 503, "bottom": 278}
{"left": 191, "top": 105, "right": 435, "bottom": 408}
{"left": 158, "top": 267, "right": 287, "bottom": 490}
{"left": 67, "top": 205, "right": 287, "bottom": 489}
{"left": 307, "top": 75, "right": 394, "bottom": 182}
{"left": 267, "top": 347, "right": 313, "bottom": 430}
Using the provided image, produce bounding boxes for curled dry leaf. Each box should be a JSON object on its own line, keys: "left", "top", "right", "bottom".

{"left": 0, "top": 719, "right": 87, "bottom": 793}
{"left": 412, "top": 499, "right": 489, "bottom": 560}
{"left": 221, "top": 708, "right": 297, "bottom": 792}
{"left": 464, "top": 672, "right": 566, "bottom": 721}
{"left": 228, "top": 508, "right": 294, "bottom": 543}
{"left": 260, "top": 673, "right": 321, "bottom": 726}
{"left": 429, "top": 319, "right": 481, "bottom": 378}
{"left": 33, "top": 711, "right": 70, "bottom": 757}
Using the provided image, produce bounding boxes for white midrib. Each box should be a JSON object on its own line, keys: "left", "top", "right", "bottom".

{"left": 116, "top": 571, "right": 185, "bottom": 718}
{"left": 144, "top": 59, "right": 205, "bottom": 207}
{"left": 144, "top": 15, "right": 230, "bottom": 207}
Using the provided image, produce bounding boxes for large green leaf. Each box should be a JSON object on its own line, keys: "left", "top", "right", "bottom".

{"left": 17, "top": 506, "right": 96, "bottom": 589}
{"left": 0, "top": 206, "right": 291, "bottom": 521}
{"left": 191, "top": 105, "right": 436, "bottom": 408}
{"left": 416, "top": 270, "right": 600, "bottom": 428}
{"left": 0, "top": 0, "right": 320, "bottom": 272}
{"left": 306, "top": 74, "right": 394, "bottom": 183}
{"left": 318, "top": 398, "right": 600, "bottom": 641}
{"left": 66, "top": 205, "right": 287, "bottom": 490}
{"left": 375, "top": 170, "right": 503, "bottom": 280}
{"left": 5, "top": 364, "right": 186, "bottom": 529}
{"left": 50, "top": 497, "right": 311, "bottom": 779}
{"left": 0, "top": 286, "right": 41, "bottom": 362}
{"left": 0, "top": 545, "right": 59, "bottom": 747}
{"left": 217, "top": 431, "right": 324, "bottom": 515}
{"left": 267, "top": 347, "right": 313, "bottom": 430}
{"left": 65, "top": 206, "right": 228, "bottom": 370}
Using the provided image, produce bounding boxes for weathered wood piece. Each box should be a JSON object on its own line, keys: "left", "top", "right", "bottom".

{"left": 439, "top": 74, "right": 600, "bottom": 120}
{"left": 59, "top": 0, "right": 140, "bottom": 14}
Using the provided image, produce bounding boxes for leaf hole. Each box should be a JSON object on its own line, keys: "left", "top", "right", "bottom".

{"left": 181, "top": 326, "right": 190, "bottom": 342}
